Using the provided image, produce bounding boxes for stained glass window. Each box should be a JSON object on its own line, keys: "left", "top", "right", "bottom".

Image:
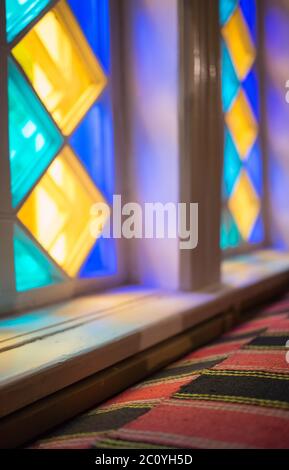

{"left": 220, "top": 0, "right": 264, "bottom": 250}
{"left": 67, "top": 0, "right": 117, "bottom": 277}
{"left": 17, "top": 147, "right": 109, "bottom": 277}
{"left": 12, "top": 0, "right": 107, "bottom": 136}
{"left": 4, "top": 0, "right": 116, "bottom": 292}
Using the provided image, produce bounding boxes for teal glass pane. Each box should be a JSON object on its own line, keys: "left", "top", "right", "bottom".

{"left": 221, "top": 41, "right": 240, "bottom": 112}
{"left": 221, "top": 209, "right": 242, "bottom": 250}
{"left": 14, "top": 225, "right": 64, "bottom": 293}
{"left": 6, "top": 0, "right": 50, "bottom": 42}
{"left": 223, "top": 129, "right": 241, "bottom": 199}
{"left": 8, "top": 59, "right": 63, "bottom": 208}
{"left": 219, "top": 0, "right": 238, "bottom": 26}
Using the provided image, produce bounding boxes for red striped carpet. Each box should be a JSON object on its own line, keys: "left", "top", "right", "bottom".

{"left": 30, "top": 294, "right": 289, "bottom": 449}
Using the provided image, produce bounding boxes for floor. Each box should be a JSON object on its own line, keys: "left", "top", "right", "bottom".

{"left": 30, "top": 293, "right": 289, "bottom": 449}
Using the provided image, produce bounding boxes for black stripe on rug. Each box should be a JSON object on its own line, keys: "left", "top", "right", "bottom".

{"left": 143, "top": 357, "right": 227, "bottom": 383}
{"left": 43, "top": 406, "right": 152, "bottom": 438}
{"left": 174, "top": 370, "right": 289, "bottom": 409}
{"left": 245, "top": 336, "right": 289, "bottom": 348}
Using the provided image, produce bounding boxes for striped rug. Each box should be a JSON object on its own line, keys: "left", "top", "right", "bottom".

{"left": 31, "top": 295, "right": 289, "bottom": 449}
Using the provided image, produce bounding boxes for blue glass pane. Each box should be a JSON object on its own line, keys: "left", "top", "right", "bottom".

{"left": 249, "top": 214, "right": 264, "bottom": 244}
{"left": 222, "top": 41, "right": 240, "bottom": 112}
{"left": 6, "top": 0, "right": 50, "bottom": 42}
{"left": 223, "top": 129, "right": 242, "bottom": 198}
{"left": 219, "top": 0, "right": 238, "bottom": 26}
{"left": 79, "top": 237, "right": 117, "bottom": 278}
{"left": 245, "top": 141, "right": 263, "bottom": 197}
{"left": 240, "top": 0, "right": 257, "bottom": 45}
{"left": 70, "top": 91, "right": 114, "bottom": 203}
{"left": 14, "top": 225, "right": 64, "bottom": 292}
{"left": 8, "top": 59, "right": 63, "bottom": 208}
{"left": 243, "top": 69, "right": 259, "bottom": 119}
{"left": 67, "top": 0, "right": 110, "bottom": 73}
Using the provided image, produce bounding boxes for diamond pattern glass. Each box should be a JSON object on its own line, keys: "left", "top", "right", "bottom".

{"left": 220, "top": 0, "right": 264, "bottom": 249}
{"left": 4, "top": 0, "right": 117, "bottom": 292}
{"left": 17, "top": 147, "right": 109, "bottom": 278}
{"left": 222, "top": 5, "right": 256, "bottom": 80}
{"left": 12, "top": 0, "right": 107, "bottom": 135}
{"left": 8, "top": 58, "right": 63, "bottom": 208}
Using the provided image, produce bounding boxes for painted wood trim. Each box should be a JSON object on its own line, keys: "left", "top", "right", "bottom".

{"left": 0, "top": 290, "right": 156, "bottom": 353}
{"left": 0, "top": 2, "right": 16, "bottom": 302}
{"left": 257, "top": 0, "right": 271, "bottom": 247}
{"left": 179, "top": 0, "right": 223, "bottom": 290}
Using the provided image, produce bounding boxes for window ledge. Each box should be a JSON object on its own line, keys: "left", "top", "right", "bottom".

{"left": 0, "top": 249, "right": 289, "bottom": 419}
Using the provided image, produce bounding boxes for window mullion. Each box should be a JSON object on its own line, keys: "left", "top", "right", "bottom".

{"left": 0, "top": 1, "right": 16, "bottom": 305}
{"left": 179, "top": 0, "right": 223, "bottom": 290}
{"left": 257, "top": 0, "right": 271, "bottom": 248}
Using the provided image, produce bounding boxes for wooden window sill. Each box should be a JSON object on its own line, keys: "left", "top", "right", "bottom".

{"left": 0, "top": 249, "right": 289, "bottom": 421}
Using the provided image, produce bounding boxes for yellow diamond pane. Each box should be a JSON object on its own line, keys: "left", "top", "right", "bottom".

{"left": 225, "top": 89, "right": 258, "bottom": 160}
{"left": 222, "top": 6, "right": 256, "bottom": 81}
{"left": 17, "top": 146, "right": 109, "bottom": 277}
{"left": 228, "top": 170, "right": 260, "bottom": 241}
{"left": 12, "top": 0, "right": 107, "bottom": 136}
